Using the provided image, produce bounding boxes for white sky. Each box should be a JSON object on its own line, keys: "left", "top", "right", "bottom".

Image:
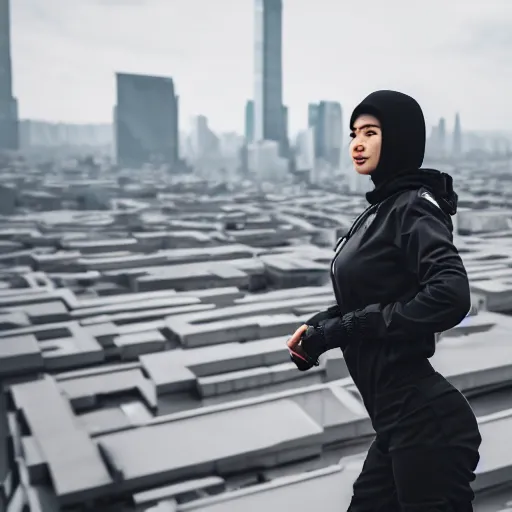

{"left": 11, "top": 0, "right": 512, "bottom": 134}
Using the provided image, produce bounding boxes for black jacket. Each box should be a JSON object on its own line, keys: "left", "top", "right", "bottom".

{"left": 321, "top": 169, "right": 470, "bottom": 418}
{"left": 317, "top": 90, "right": 470, "bottom": 422}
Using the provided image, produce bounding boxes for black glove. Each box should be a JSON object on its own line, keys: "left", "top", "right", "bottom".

{"left": 288, "top": 324, "right": 330, "bottom": 372}
{"left": 304, "top": 304, "right": 341, "bottom": 326}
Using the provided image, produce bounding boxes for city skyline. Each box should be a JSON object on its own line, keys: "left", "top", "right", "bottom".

{"left": 10, "top": 0, "right": 512, "bottom": 134}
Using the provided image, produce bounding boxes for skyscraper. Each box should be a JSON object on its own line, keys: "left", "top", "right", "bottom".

{"left": 308, "top": 101, "right": 343, "bottom": 169}
{"left": 453, "top": 112, "right": 462, "bottom": 157}
{"left": 253, "top": 0, "right": 286, "bottom": 154}
{"left": 190, "top": 115, "right": 219, "bottom": 158}
{"left": 438, "top": 117, "right": 446, "bottom": 156}
{"left": 244, "top": 100, "right": 254, "bottom": 143}
{"left": 114, "top": 72, "right": 179, "bottom": 169}
{"left": 308, "top": 104, "right": 319, "bottom": 128}
{"left": 0, "top": 0, "right": 19, "bottom": 151}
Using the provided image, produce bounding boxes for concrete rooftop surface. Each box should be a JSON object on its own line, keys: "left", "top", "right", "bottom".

{"left": 0, "top": 163, "right": 512, "bottom": 511}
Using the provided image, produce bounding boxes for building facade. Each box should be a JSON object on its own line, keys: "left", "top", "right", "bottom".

{"left": 308, "top": 101, "right": 343, "bottom": 169}
{"left": 115, "top": 72, "right": 179, "bottom": 169}
{"left": 453, "top": 112, "right": 462, "bottom": 157}
{"left": 245, "top": 100, "right": 254, "bottom": 143}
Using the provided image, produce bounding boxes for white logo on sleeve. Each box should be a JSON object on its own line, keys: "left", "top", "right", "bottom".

{"left": 420, "top": 191, "right": 440, "bottom": 209}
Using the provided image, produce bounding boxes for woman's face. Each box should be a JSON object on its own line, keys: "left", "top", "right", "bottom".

{"left": 350, "top": 114, "right": 382, "bottom": 175}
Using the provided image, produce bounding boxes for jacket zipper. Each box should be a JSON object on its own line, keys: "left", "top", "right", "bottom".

{"left": 330, "top": 203, "right": 380, "bottom": 308}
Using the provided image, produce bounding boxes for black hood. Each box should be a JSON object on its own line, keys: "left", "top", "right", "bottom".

{"left": 350, "top": 90, "right": 426, "bottom": 186}
{"left": 366, "top": 168, "right": 459, "bottom": 216}
{"left": 350, "top": 90, "right": 457, "bottom": 215}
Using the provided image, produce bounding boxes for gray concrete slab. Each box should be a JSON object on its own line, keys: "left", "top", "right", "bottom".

{"left": 72, "top": 295, "right": 201, "bottom": 319}
{"left": 96, "top": 399, "right": 324, "bottom": 488}
{"left": 113, "top": 330, "right": 166, "bottom": 360}
{"left": 0, "top": 288, "right": 77, "bottom": 310}
{"left": 175, "top": 410, "right": 512, "bottom": 512}
{"left": 120, "top": 401, "right": 153, "bottom": 427}
{"left": 133, "top": 476, "right": 225, "bottom": 506}
{"left": 0, "top": 335, "right": 43, "bottom": 377}
{"left": 9, "top": 376, "right": 113, "bottom": 505}
{"left": 196, "top": 362, "right": 321, "bottom": 398}
{"left": 0, "top": 321, "right": 105, "bottom": 371}
{"left": 135, "top": 272, "right": 250, "bottom": 293}
{"left": 432, "top": 323, "right": 512, "bottom": 392}
{"left": 78, "top": 408, "right": 132, "bottom": 435}
{"left": 474, "top": 411, "right": 512, "bottom": 491}
{"left": 0, "top": 311, "right": 31, "bottom": 330}
{"left": 79, "top": 303, "right": 215, "bottom": 326}
{"left": 20, "top": 436, "right": 46, "bottom": 483}
{"left": 177, "top": 461, "right": 361, "bottom": 512}
{"left": 5, "top": 301, "right": 69, "bottom": 325}
{"left": 176, "top": 314, "right": 300, "bottom": 348}
{"left": 58, "top": 367, "right": 157, "bottom": 412}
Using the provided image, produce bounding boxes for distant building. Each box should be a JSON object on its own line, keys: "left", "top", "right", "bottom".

{"left": 190, "top": 115, "right": 219, "bottom": 159}
{"left": 0, "top": 184, "right": 16, "bottom": 214}
{"left": 281, "top": 104, "right": 289, "bottom": 157}
{"left": 253, "top": 0, "right": 288, "bottom": 156}
{"left": 219, "top": 132, "right": 244, "bottom": 160}
{"left": 308, "top": 101, "right": 343, "bottom": 169}
{"left": 438, "top": 117, "right": 446, "bottom": 156}
{"left": 295, "top": 128, "right": 315, "bottom": 173}
{"left": 425, "top": 118, "right": 448, "bottom": 160}
{"left": 308, "top": 104, "right": 319, "bottom": 128}
{"left": 347, "top": 166, "right": 373, "bottom": 195}
{"left": 248, "top": 140, "right": 288, "bottom": 183}
{"left": 0, "top": 0, "right": 19, "bottom": 151}
{"left": 453, "top": 112, "right": 462, "bottom": 157}
{"left": 114, "top": 72, "right": 179, "bottom": 169}
{"left": 19, "top": 121, "right": 113, "bottom": 149}
{"left": 245, "top": 100, "right": 254, "bottom": 143}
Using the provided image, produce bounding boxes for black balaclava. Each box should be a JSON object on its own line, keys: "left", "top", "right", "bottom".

{"left": 349, "top": 90, "right": 426, "bottom": 187}
{"left": 349, "top": 90, "right": 458, "bottom": 216}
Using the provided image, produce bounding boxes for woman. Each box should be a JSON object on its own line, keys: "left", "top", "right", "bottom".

{"left": 287, "top": 90, "right": 481, "bottom": 511}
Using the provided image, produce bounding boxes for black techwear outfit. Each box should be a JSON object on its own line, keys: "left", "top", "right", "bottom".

{"left": 289, "top": 91, "right": 482, "bottom": 511}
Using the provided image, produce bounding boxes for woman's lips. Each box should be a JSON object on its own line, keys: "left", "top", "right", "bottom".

{"left": 353, "top": 157, "right": 367, "bottom": 166}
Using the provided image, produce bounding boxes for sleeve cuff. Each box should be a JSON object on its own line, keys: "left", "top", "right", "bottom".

{"left": 322, "top": 307, "right": 376, "bottom": 350}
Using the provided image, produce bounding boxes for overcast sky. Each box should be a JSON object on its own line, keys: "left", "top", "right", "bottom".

{"left": 11, "top": 0, "right": 512, "bottom": 134}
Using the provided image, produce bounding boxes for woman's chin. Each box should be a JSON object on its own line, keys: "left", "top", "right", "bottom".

{"left": 354, "top": 165, "right": 374, "bottom": 176}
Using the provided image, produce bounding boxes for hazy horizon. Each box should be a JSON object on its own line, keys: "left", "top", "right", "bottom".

{"left": 12, "top": 0, "right": 512, "bottom": 134}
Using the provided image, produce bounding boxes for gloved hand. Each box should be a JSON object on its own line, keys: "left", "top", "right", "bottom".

{"left": 304, "top": 304, "right": 341, "bottom": 327}
{"left": 287, "top": 323, "right": 329, "bottom": 372}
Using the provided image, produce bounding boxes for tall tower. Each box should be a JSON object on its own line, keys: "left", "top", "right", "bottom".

{"left": 438, "top": 117, "right": 446, "bottom": 156}
{"left": 0, "top": 0, "right": 19, "bottom": 150}
{"left": 453, "top": 112, "right": 462, "bottom": 157}
{"left": 253, "top": 0, "right": 285, "bottom": 154}
{"left": 244, "top": 100, "right": 254, "bottom": 143}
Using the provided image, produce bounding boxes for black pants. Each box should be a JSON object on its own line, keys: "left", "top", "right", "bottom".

{"left": 348, "top": 373, "right": 482, "bottom": 511}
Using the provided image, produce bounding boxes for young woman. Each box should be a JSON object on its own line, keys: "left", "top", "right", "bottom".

{"left": 287, "top": 90, "right": 481, "bottom": 511}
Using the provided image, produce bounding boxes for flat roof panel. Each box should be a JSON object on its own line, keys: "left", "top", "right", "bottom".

{"left": 97, "top": 399, "right": 323, "bottom": 480}
{"left": 10, "top": 376, "right": 112, "bottom": 501}
{"left": 476, "top": 415, "right": 512, "bottom": 475}
{"left": 178, "top": 462, "right": 362, "bottom": 512}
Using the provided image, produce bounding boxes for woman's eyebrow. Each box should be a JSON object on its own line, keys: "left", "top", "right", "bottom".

{"left": 352, "top": 123, "right": 380, "bottom": 131}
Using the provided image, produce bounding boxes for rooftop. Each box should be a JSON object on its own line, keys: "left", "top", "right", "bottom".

{"left": 1, "top": 160, "right": 512, "bottom": 511}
